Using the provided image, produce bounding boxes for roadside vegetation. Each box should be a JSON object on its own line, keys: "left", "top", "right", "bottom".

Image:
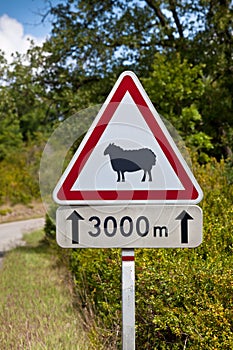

{"left": 0, "top": 230, "right": 92, "bottom": 350}
{"left": 45, "top": 158, "right": 233, "bottom": 349}
{"left": 0, "top": 2, "right": 232, "bottom": 209}
{"left": 0, "top": 1, "right": 232, "bottom": 349}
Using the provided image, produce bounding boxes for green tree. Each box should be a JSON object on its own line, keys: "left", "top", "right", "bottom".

{"left": 37, "top": 0, "right": 232, "bottom": 158}
{"left": 143, "top": 53, "right": 213, "bottom": 162}
{"left": 5, "top": 52, "right": 56, "bottom": 140}
{"left": 0, "top": 53, "right": 23, "bottom": 159}
{"left": 0, "top": 51, "right": 50, "bottom": 203}
{"left": 190, "top": 0, "right": 233, "bottom": 158}
{"left": 1, "top": 1, "right": 232, "bottom": 159}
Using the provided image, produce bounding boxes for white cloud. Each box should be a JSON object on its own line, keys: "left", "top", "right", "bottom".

{"left": 0, "top": 14, "right": 46, "bottom": 62}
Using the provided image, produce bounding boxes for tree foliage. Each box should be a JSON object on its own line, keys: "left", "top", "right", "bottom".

{"left": 142, "top": 53, "right": 213, "bottom": 161}
{"left": 0, "top": 0, "right": 232, "bottom": 202}
{"left": 0, "top": 52, "right": 50, "bottom": 203}
{"left": 37, "top": 0, "right": 232, "bottom": 158}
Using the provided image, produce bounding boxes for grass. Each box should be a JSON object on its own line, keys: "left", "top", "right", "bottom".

{"left": 0, "top": 230, "right": 92, "bottom": 350}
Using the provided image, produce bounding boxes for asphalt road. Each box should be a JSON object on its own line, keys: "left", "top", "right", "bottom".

{"left": 0, "top": 218, "right": 45, "bottom": 259}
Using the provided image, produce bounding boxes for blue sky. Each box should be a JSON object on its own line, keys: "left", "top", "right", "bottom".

{"left": 0, "top": 0, "right": 61, "bottom": 60}
{"left": 0, "top": 0, "right": 54, "bottom": 37}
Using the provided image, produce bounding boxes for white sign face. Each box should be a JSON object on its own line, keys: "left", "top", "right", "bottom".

{"left": 56, "top": 205, "right": 202, "bottom": 248}
{"left": 53, "top": 71, "right": 203, "bottom": 205}
{"left": 71, "top": 93, "right": 184, "bottom": 192}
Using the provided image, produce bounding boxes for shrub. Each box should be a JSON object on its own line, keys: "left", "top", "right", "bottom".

{"left": 0, "top": 138, "right": 43, "bottom": 205}
{"left": 53, "top": 158, "right": 233, "bottom": 348}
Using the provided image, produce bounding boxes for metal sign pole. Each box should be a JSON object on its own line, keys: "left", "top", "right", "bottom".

{"left": 122, "top": 248, "right": 135, "bottom": 350}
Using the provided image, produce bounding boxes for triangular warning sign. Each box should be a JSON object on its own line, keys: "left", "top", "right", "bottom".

{"left": 53, "top": 71, "right": 203, "bottom": 205}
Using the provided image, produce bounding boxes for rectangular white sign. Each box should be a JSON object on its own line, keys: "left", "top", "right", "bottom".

{"left": 56, "top": 205, "right": 202, "bottom": 248}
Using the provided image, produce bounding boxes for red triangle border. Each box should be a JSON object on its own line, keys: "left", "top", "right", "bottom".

{"left": 55, "top": 73, "right": 201, "bottom": 203}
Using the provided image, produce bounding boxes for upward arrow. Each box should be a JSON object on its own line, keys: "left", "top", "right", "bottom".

{"left": 67, "top": 211, "right": 84, "bottom": 244}
{"left": 175, "top": 210, "right": 193, "bottom": 244}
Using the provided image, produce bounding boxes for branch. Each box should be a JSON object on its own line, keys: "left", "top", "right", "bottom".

{"left": 145, "top": 0, "right": 166, "bottom": 26}
{"left": 144, "top": 0, "right": 174, "bottom": 41}
{"left": 168, "top": 0, "right": 184, "bottom": 38}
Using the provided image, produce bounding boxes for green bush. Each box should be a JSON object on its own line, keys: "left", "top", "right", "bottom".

{"left": 44, "top": 213, "right": 56, "bottom": 241}
{"left": 133, "top": 159, "right": 233, "bottom": 349}
{"left": 0, "top": 139, "right": 43, "bottom": 205}
{"left": 0, "top": 160, "right": 39, "bottom": 204}
{"left": 70, "top": 248, "right": 122, "bottom": 348}
{"left": 53, "top": 158, "right": 233, "bottom": 348}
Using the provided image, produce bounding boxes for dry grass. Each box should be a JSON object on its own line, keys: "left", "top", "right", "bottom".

{"left": 0, "top": 230, "right": 92, "bottom": 350}
{"left": 0, "top": 201, "right": 45, "bottom": 223}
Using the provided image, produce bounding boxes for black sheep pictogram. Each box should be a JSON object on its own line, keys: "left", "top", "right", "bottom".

{"left": 104, "top": 143, "right": 156, "bottom": 182}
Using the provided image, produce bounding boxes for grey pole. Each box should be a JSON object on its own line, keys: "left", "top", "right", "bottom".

{"left": 122, "top": 248, "right": 135, "bottom": 350}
